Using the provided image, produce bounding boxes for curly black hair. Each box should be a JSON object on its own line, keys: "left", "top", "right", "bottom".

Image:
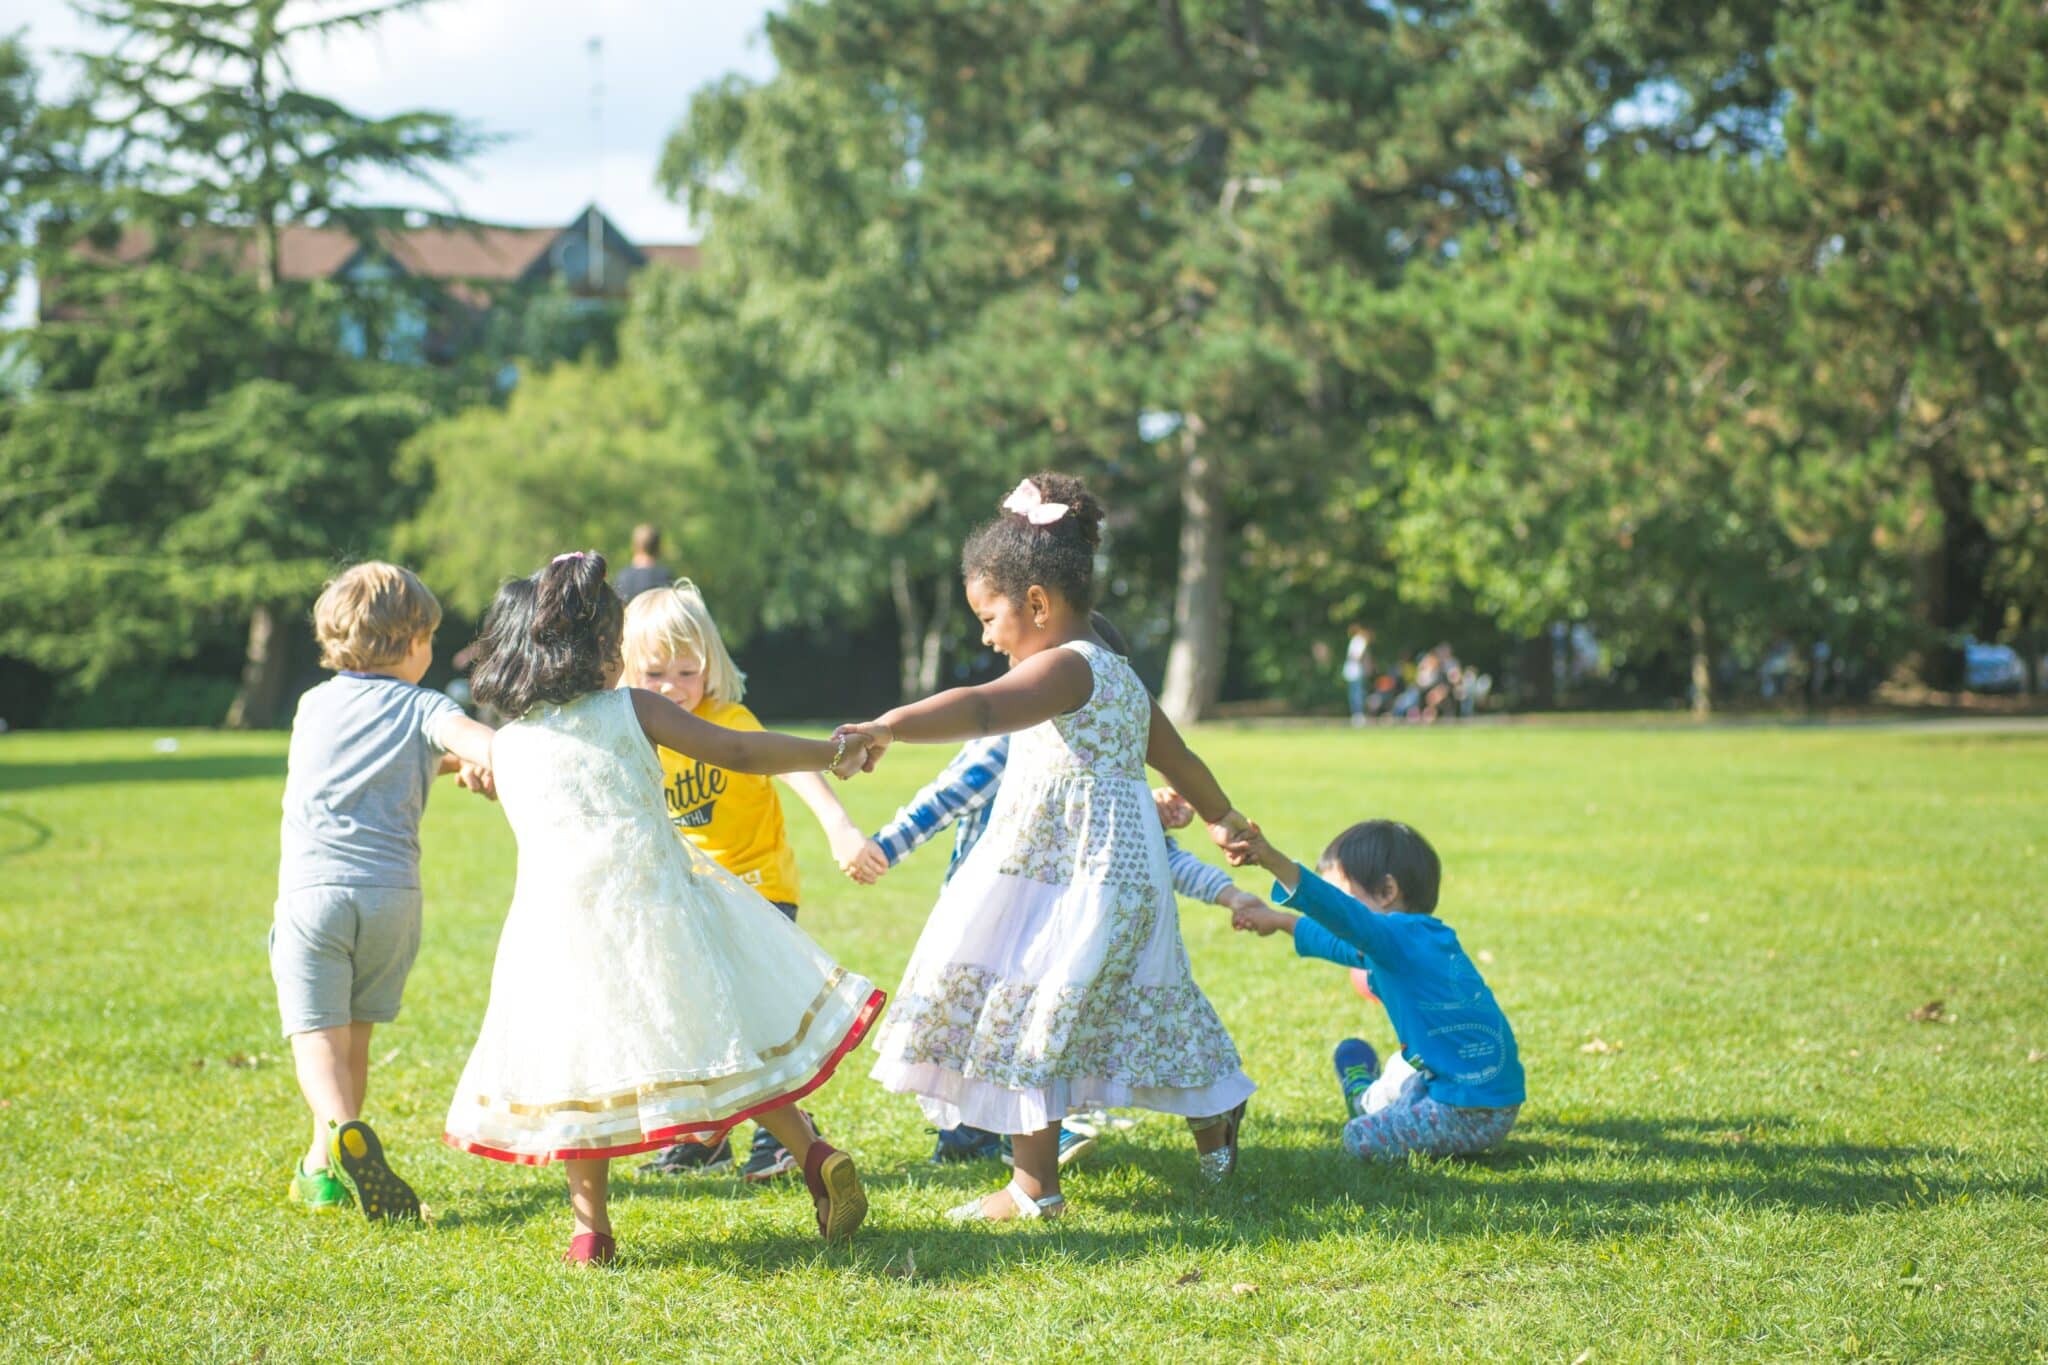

{"left": 469, "top": 552, "right": 625, "bottom": 717}
{"left": 960, "top": 472, "right": 1106, "bottom": 610}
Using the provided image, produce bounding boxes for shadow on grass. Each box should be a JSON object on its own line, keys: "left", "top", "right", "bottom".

{"left": 0, "top": 807, "right": 52, "bottom": 857}
{"left": 474, "top": 1111, "right": 2042, "bottom": 1279}
{"left": 0, "top": 754, "right": 286, "bottom": 793}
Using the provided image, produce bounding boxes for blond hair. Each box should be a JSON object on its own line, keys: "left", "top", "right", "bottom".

{"left": 621, "top": 578, "right": 746, "bottom": 705}
{"left": 313, "top": 562, "right": 442, "bottom": 672}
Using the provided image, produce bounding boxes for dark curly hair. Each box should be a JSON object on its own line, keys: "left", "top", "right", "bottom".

{"left": 960, "top": 472, "right": 1106, "bottom": 609}
{"left": 469, "top": 551, "right": 625, "bottom": 717}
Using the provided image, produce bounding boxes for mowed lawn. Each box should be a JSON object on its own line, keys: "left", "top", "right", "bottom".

{"left": 2, "top": 721, "right": 2044, "bottom": 1360}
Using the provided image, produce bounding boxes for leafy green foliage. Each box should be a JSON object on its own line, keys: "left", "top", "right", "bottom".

{"left": 0, "top": 1, "right": 480, "bottom": 710}
{"left": 394, "top": 359, "right": 773, "bottom": 629}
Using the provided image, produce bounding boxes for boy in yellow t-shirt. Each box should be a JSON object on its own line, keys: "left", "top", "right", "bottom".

{"left": 621, "top": 580, "right": 869, "bottom": 1181}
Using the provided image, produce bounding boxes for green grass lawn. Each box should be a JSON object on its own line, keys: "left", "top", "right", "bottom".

{"left": 2, "top": 722, "right": 2045, "bottom": 1360}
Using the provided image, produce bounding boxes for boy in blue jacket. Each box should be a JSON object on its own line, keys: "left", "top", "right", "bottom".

{"left": 1227, "top": 819, "right": 1523, "bottom": 1160}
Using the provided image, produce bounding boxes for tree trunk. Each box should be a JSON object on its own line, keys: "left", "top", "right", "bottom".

{"left": 888, "top": 556, "right": 924, "bottom": 703}
{"left": 916, "top": 573, "right": 953, "bottom": 696}
{"left": 1160, "top": 418, "right": 1227, "bottom": 725}
{"left": 225, "top": 603, "right": 288, "bottom": 730}
{"left": 1689, "top": 609, "right": 1713, "bottom": 721}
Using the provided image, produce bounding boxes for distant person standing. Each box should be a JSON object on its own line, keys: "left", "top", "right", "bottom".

{"left": 1343, "top": 625, "right": 1374, "bottom": 727}
{"left": 611, "top": 524, "right": 672, "bottom": 602}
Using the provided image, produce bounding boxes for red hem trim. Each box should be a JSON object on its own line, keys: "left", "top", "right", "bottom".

{"left": 442, "top": 987, "right": 886, "bottom": 1167}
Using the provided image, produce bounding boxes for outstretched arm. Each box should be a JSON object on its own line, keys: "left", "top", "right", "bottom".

{"left": 1143, "top": 701, "right": 1252, "bottom": 854}
{"left": 781, "top": 770, "right": 871, "bottom": 866}
{"left": 846, "top": 648, "right": 1093, "bottom": 764}
{"left": 630, "top": 689, "right": 859, "bottom": 777}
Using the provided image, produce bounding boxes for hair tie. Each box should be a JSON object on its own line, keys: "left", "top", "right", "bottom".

{"left": 1002, "top": 479, "right": 1070, "bottom": 526}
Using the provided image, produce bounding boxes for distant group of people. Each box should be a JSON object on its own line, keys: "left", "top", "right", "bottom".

{"left": 1342, "top": 626, "right": 1488, "bottom": 726}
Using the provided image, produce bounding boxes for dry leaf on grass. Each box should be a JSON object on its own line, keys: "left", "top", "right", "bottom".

{"left": 1476, "top": 950, "right": 1495, "bottom": 965}
{"left": 1174, "top": 1270, "right": 1204, "bottom": 1286}
{"left": 2026, "top": 1050, "right": 2046, "bottom": 1065}
{"left": 1231, "top": 1283, "right": 1259, "bottom": 1297}
{"left": 1580, "top": 1037, "right": 1622, "bottom": 1055}
{"left": 1907, "top": 1000, "right": 1950, "bottom": 1024}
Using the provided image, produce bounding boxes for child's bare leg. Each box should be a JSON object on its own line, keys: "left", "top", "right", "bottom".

{"left": 289, "top": 1025, "right": 358, "bottom": 1170}
{"left": 1191, "top": 1120, "right": 1230, "bottom": 1156}
{"left": 565, "top": 1158, "right": 611, "bottom": 1237}
{"left": 346, "top": 1021, "right": 375, "bottom": 1113}
{"left": 752, "top": 1105, "right": 816, "bottom": 1165}
{"left": 1006, "top": 1126, "right": 1060, "bottom": 1205}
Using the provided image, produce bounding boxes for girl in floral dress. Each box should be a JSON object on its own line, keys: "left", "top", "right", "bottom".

{"left": 842, "top": 474, "right": 1258, "bottom": 1222}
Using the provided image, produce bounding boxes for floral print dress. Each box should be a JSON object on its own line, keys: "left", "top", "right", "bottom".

{"left": 869, "top": 640, "right": 1254, "bottom": 1134}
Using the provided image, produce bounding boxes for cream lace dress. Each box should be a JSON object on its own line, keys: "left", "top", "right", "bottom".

{"left": 869, "top": 640, "right": 1254, "bottom": 1134}
{"left": 443, "top": 687, "right": 882, "bottom": 1164}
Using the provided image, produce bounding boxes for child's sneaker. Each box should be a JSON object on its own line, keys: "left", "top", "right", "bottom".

{"left": 1333, "top": 1038, "right": 1380, "bottom": 1119}
{"left": 329, "top": 1119, "right": 420, "bottom": 1223}
{"left": 641, "top": 1136, "right": 734, "bottom": 1176}
{"left": 741, "top": 1124, "right": 800, "bottom": 1182}
{"left": 929, "top": 1125, "right": 1005, "bottom": 1165}
{"left": 288, "top": 1161, "right": 352, "bottom": 1214}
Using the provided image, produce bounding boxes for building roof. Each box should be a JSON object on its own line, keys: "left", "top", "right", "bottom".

{"left": 75, "top": 208, "right": 695, "bottom": 287}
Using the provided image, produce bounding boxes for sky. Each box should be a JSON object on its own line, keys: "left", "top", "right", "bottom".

{"left": 2, "top": 0, "right": 782, "bottom": 323}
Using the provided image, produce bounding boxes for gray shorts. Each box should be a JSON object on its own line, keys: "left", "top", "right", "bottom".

{"left": 269, "top": 884, "right": 423, "bottom": 1036}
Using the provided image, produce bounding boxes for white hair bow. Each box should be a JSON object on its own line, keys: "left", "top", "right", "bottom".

{"left": 1002, "top": 479, "right": 1070, "bottom": 526}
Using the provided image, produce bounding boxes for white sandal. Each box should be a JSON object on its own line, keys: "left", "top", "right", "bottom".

{"left": 945, "top": 1177, "right": 1065, "bottom": 1223}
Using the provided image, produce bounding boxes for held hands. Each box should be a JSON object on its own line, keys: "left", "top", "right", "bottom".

{"left": 831, "top": 721, "right": 894, "bottom": 775}
{"left": 841, "top": 838, "right": 890, "bottom": 886}
{"left": 455, "top": 762, "right": 498, "bottom": 801}
{"left": 1152, "top": 787, "right": 1196, "bottom": 830}
{"left": 1228, "top": 899, "right": 1297, "bottom": 937}
{"left": 827, "top": 733, "right": 870, "bottom": 781}
{"left": 1206, "top": 809, "right": 1261, "bottom": 865}
{"left": 825, "top": 822, "right": 871, "bottom": 869}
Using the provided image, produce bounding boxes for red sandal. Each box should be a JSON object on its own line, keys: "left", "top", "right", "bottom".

{"left": 564, "top": 1231, "right": 617, "bottom": 1266}
{"left": 802, "top": 1141, "right": 867, "bottom": 1244}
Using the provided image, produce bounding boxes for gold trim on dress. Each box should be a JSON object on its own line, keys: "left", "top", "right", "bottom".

{"left": 472, "top": 967, "right": 854, "bottom": 1117}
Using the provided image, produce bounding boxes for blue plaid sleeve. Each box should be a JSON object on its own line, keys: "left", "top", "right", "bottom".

{"left": 1164, "top": 836, "right": 1235, "bottom": 904}
{"left": 873, "top": 736, "right": 1010, "bottom": 866}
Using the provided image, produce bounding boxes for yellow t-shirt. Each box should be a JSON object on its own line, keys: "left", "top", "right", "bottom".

{"left": 656, "top": 698, "right": 800, "bottom": 905}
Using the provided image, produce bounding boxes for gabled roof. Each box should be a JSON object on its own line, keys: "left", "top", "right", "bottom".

{"left": 71, "top": 207, "right": 696, "bottom": 288}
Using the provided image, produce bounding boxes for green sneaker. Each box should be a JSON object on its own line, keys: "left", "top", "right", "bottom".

{"left": 329, "top": 1119, "right": 421, "bottom": 1223}
{"left": 289, "top": 1160, "right": 352, "bottom": 1214}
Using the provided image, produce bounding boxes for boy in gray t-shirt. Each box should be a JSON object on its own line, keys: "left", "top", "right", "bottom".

{"left": 272, "top": 562, "right": 495, "bottom": 1221}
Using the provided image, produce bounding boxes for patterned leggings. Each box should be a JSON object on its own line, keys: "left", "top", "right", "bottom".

{"left": 1341, "top": 1054, "right": 1519, "bottom": 1161}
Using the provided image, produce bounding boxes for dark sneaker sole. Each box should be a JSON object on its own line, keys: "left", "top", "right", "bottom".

{"left": 741, "top": 1148, "right": 800, "bottom": 1183}
{"left": 331, "top": 1121, "right": 420, "bottom": 1223}
{"left": 812, "top": 1150, "right": 867, "bottom": 1243}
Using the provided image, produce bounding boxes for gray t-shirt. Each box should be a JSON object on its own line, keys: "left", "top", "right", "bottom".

{"left": 278, "top": 673, "right": 464, "bottom": 893}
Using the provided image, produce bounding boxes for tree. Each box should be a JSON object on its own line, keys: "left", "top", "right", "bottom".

{"left": 654, "top": 0, "right": 1785, "bottom": 719}
{"left": 1766, "top": 0, "right": 2048, "bottom": 685}
{"left": 394, "top": 358, "right": 774, "bottom": 629}
{"left": 1, "top": 0, "right": 480, "bottom": 724}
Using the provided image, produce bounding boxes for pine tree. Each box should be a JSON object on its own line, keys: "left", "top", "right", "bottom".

{"left": 3, "top": 0, "right": 480, "bottom": 724}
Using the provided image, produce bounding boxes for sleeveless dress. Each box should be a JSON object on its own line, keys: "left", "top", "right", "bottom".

{"left": 443, "top": 688, "right": 884, "bottom": 1164}
{"left": 869, "top": 640, "right": 1254, "bottom": 1134}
